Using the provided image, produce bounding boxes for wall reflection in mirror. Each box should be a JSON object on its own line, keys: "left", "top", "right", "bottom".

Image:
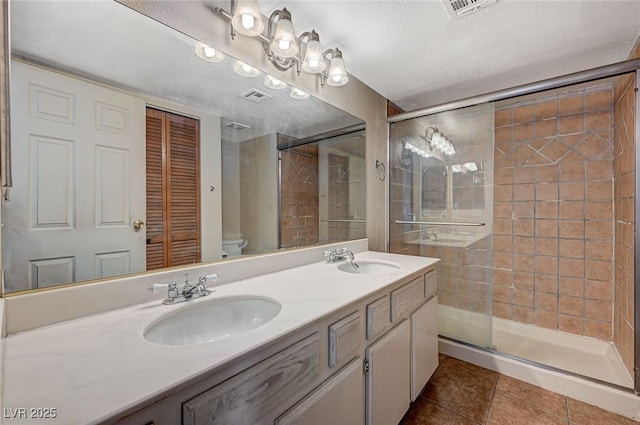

{"left": 3, "top": 0, "right": 365, "bottom": 294}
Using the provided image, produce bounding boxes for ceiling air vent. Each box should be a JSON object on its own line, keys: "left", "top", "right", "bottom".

{"left": 239, "top": 89, "right": 272, "bottom": 104}
{"left": 224, "top": 121, "right": 250, "bottom": 131}
{"left": 441, "top": 0, "right": 497, "bottom": 19}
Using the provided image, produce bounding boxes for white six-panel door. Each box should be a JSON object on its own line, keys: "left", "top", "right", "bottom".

{"left": 4, "top": 61, "right": 145, "bottom": 290}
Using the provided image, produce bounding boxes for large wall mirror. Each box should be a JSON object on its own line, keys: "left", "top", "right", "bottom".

{"left": 3, "top": 0, "right": 365, "bottom": 294}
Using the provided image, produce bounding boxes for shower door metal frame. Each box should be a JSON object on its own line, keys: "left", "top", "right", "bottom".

{"left": 634, "top": 69, "right": 640, "bottom": 394}
{"left": 387, "top": 57, "right": 640, "bottom": 394}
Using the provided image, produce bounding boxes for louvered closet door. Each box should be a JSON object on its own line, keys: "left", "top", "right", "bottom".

{"left": 146, "top": 108, "right": 201, "bottom": 270}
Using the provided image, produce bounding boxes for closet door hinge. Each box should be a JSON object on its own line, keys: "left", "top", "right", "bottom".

{"left": 363, "top": 359, "right": 370, "bottom": 375}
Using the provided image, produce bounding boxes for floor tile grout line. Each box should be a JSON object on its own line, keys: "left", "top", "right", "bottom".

{"left": 484, "top": 372, "right": 501, "bottom": 425}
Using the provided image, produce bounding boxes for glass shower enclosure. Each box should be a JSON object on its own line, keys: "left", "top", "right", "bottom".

{"left": 389, "top": 103, "right": 495, "bottom": 348}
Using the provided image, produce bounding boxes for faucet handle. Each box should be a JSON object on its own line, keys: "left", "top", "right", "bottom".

{"left": 198, "top": 273, "right": 219, "bottom": 286}
{"left": 149, "top": 282, "right": 179, "bottom": 303}
{"left": 149, "top": 282, "right": 172, "bottom": 293}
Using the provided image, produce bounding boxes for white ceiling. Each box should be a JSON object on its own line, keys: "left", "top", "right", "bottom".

{"left": 260, "top": 0, "right": 640, "bottom": 112}
{"left": 10, "top": 0, "right": 363, "bottom": 143}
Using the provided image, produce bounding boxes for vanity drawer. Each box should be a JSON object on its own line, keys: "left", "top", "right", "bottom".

{"left": 328, "top": 311, "right": 361, "bottom": 368}
{"left": 366, "top": 296, "right": 390, "bottom": 341}
{"left": 424, "top": 270, "right": 437, "bottom": 299}
{"left": 391, "top": 276, "right": 425, "bottom": 321}
{"left": 183, "top": 333, "right": 320, "bottom": 425}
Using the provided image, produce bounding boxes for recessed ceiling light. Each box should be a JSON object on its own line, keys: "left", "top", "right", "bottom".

{"left": 289, "top": 87, "right": 309, "bottom": 100}
{"left": 194, "top": 42, "right": 224, "bottom": 63}
{"left": 233, "top": 60, "right": 260, "bottom": 78}
{"left": 264, "top": 75, "right": 287, "bottom": 90}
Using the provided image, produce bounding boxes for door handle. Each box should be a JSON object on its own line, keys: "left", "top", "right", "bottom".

{"left": 132, "top": 219, "right": 145, "bottom": 230}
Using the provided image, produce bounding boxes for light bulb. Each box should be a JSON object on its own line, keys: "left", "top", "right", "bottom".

{"left": 233, "top": 60, "right": 259, "bottom": 78}
{"left": 241, "top": 14, "right": 255, "bottom": 30}
{"left": 194, "top": 42, "right": 224, "bottom": 63}
{"left": 278, "top": 38, "right": 291, "bottom": 51}
{"left": 289, "top": 87, "right": 310, "bottom": 100}
{"left": 264, "top": 75, "right": 287, "bottom": 90}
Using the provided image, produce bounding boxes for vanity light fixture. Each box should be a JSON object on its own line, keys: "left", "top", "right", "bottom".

{"left": 195, "top": 42, "right": 225, "bottom": 62}
{"left": 423, "top": 126, "right": 456, "bottom": 156}
{"left": 404, "top": 138, "right": 432, "bottom": 158}
{"left": 264, "top": 75, "right": 287, "bottom": 89}
{"left": 214, "top": 2, "right": 350, "bottom": 88}
{"left": 289, "top": 87, "right": 310, "bottom": 100}
{"left": 451, "top": 162, "right": 480, "bottom": 173}
{"left": 234, "top": 60, "right": 260, "bottom": 77}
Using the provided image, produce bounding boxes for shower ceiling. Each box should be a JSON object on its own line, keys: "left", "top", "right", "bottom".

{"left": 259, "top": 0, "right": 640, "bottom": 111}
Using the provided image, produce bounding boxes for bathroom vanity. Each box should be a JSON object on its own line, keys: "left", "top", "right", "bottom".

{"left": 1, "top": 247, "right": 438, "bottom": 425}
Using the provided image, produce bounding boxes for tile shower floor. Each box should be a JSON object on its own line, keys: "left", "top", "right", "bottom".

{"left": 401, "top": 355, "right": 637, "bottom": 425}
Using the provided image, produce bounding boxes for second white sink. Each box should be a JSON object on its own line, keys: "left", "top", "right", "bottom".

{"left": 143, "top": 296, "right": 281, "bottom": 346}
{"left": 337, "top": 259, "right": 401, "bottom": 274}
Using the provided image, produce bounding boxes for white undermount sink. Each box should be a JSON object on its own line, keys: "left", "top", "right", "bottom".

{"left": 143, "top": 296, "right": 281, "bottom": 346}
{"left": 337, "top": 259, "right": 401, "bottom": 274}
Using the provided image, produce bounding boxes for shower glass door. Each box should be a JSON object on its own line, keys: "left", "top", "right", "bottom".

{"left": 278, "top": 130, "right": 366, "bottom": 249}
{"left": 389, "top": 103, "right": 495, "bottom": 348}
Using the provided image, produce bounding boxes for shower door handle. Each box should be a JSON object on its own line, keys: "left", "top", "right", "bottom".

{"left": 393, "top": 220, "right": 486, "bottom": 227}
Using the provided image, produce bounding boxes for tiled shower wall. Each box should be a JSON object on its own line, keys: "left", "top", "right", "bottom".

{"left": 492, "top": 85, "right": 615, "bottom": 341}
{"left": 612, "top": 53, "right": 637, "bottom": 374}
{"left": 327, "top": 154, "right": 351, "bottom": 241}
{"left": 280, "top": 144, "right": 320, "bottom": 248}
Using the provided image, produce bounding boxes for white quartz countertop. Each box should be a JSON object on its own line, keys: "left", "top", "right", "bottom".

{"left": 1, "top": 251, "right": 437, "bottom": 425}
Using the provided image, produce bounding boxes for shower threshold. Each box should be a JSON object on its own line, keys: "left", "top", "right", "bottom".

{"left": 438, "top": 305, "right": 633, "bottom": 389}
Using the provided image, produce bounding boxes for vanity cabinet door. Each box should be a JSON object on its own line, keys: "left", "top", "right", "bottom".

{"left": 411, "top": 296, "right": 438, "bottom": 401}
{"left": 275, "top": 358, "right": 364, "bottom": 425}
{"left": 365, "top": 320, "right": 411, "bottom": 425}
{"left": 182, "top": 333, "right": 320, "bottom": 425}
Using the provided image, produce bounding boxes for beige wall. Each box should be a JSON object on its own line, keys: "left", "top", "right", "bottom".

{"left": 239, "top": 134, "right": 279, "bottom": 254}
{"left": 221, "top": 140, "right": 242, "bottom": 240}
{"left": 118, "top": 1, "right": 389, "bottom": 252}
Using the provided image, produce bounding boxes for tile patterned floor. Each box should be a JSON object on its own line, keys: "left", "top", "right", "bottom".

{"left": 401, "top": 355, "right": 638, "bottom": 425}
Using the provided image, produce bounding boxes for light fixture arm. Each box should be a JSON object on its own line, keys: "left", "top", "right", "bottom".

{"left": 424, "top": 126, "right": 438, "bottom": 142}
{"left": 214, "top": 6, "right": 237, "bottom": 40}
{"left": 267, "top": 8, "right": 285, "bottom": 41}
{"left": 320, "top": 48, "right": 336, "bottom": 88}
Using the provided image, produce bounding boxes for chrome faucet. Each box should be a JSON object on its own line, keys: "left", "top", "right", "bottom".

{"left": 149, "top": 273, "right": 219, "bottom": 305}
{"left": 324, "top": 248, "right": 359, "bottom": 269}
{"left": 421, "top": 230, "right": 439, "bottom": 240}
